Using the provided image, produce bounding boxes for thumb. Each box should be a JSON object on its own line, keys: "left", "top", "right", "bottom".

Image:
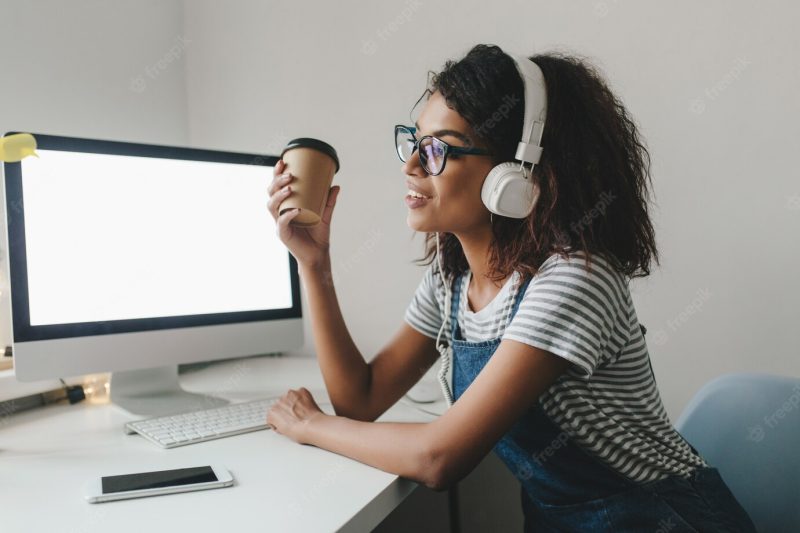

{"left": 320, "top": 185, "right": 340, "bottom": 225}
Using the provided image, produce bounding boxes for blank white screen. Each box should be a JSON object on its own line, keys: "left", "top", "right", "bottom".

{"left": 20, "top": 149, "right": 292, "bottom": 326}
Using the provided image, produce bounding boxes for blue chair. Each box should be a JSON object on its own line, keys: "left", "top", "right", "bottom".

{"left": 675, "top": 373, "right": 800, "bottom": 533}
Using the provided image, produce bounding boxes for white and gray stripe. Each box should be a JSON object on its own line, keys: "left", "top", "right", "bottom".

{"left": 404, "top": 251, "right": 707, "bottom": 484}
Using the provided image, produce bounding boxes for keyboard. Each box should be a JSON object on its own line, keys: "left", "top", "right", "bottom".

{"left": 124, "top": 397, "right": 280, "bottom": 449}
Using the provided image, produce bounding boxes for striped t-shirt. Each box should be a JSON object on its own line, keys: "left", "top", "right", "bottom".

{"left": 404, "top": 250, "right": 708, "bottom": 484}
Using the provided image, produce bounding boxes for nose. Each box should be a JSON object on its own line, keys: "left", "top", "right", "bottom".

{"left": 402, "top": 146, "right": 426, "bottom": 178}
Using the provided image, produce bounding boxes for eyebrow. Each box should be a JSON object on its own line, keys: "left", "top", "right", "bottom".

{"left": 414, "top": 121, "right": 472, "bottom": 146}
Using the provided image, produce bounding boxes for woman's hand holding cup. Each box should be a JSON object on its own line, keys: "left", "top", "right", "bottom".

{"left": 267, "top": 158, "right": 341, "bottom": 269}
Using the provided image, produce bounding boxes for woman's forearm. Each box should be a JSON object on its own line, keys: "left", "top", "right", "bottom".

{"left": 299, "top": 258, "right": 372, "bottom": 420}
{"left": 301, "top": 413, "right": 441, "bottom": 490}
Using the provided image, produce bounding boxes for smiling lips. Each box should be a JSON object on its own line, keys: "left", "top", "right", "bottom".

{"left": 405, "top": 180, "right": 432, "bottom": 209}
{"left": 406, "top": 181, "right": 432, "bottom": 199}
{"left": 407, "top": 189, "right": 430, "bottom": 199}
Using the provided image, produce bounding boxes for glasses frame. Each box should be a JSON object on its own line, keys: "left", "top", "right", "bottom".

{"left": 394, "top": 124, "right": 491, "bottom": 176}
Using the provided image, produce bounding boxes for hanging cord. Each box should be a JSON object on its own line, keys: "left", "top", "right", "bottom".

{"left": 435, "top": 232, "right": 455, "bottom": 407}
{"left": 433, "top": 238, "right": 460, "bottom": 532}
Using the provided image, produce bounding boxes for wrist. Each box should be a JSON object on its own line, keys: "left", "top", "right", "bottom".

{"left": 300, "top": 411, "right": 329, "bottom": 445}
{"left": 300, "top": 255, "right": 332, "bottom": 277}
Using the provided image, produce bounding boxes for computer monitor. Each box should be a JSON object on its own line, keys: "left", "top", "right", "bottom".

{"left": 2, "top": 132, "right": 303, "bottom": 416}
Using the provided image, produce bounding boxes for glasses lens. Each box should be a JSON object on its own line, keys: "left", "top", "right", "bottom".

{"left": 395, "top": 127, "right": 416, "bottom": 162}
{"left": 420, "top": 137, "right": 446, "bottom": 175}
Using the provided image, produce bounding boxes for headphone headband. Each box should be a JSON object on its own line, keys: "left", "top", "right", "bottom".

{"left": 508, "top": 54, "right": 547, "bottom": 165}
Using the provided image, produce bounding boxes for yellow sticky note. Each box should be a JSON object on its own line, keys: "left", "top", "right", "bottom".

{"left": 0, "top": 133, "right": 39, "bottom": 162}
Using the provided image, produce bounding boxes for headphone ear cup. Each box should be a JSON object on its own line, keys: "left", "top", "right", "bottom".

{"left": 481, "top": 162, "right": 517, "bottom": 212}
{"left": 481, "top": 162, "right": 539, "bottom": 218}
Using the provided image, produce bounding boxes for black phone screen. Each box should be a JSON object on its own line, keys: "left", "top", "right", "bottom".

{"left": 102, "top": 466, "right": 218, "bottom": 494}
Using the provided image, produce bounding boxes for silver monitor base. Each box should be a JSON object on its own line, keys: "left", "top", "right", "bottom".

{"left": 110, "top": 365, "right": 229, "bottom": 417}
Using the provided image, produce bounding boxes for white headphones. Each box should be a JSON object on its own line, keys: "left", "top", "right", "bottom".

{"left": 480, "top": 54, "right": 548, "bottom": 219}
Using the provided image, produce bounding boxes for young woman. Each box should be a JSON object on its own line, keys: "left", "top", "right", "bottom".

{"left": 265, "top": 44, "right": 756, "bottom": 532}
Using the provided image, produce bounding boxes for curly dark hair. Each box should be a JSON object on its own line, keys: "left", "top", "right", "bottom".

{"left": 410, "top": 44, "right": 659, "bottom": 285}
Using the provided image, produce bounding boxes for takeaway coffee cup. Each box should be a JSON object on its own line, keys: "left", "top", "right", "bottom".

{"left": 278, "top": 138, "right": 340, "bottom": 226}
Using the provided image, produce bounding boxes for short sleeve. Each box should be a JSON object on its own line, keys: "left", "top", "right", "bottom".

{"left": 502, "top": 253, "right": 631, "bottom": 377}
{"left": 404, "top": 263, "right": 445, "bottom": 340}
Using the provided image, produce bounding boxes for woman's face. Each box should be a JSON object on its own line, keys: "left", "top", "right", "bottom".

{"left": 403, "top": 91, "right": 495, "bottom": 235}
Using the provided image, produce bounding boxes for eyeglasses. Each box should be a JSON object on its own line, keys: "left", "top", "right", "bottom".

{"left": 394, "top": 124, "right": 491, "bottom": 176}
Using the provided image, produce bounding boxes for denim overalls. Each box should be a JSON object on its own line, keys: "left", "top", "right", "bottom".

{"left": 447, "top": 272, "right": 757, "bottom": 532}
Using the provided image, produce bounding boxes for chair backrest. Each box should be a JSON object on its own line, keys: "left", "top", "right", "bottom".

{"left": 675, "top": 373, "right": 800, "bottom": 533}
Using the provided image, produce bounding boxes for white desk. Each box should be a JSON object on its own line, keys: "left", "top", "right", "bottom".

{"left": 0, "top": 356, "right": 445, "bottom": 532}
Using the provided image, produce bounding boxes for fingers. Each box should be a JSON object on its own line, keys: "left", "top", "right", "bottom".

{"left": 276, "top": 205, "right": 301, "bottom": 238}
{"left": 267, "top": 161, "right": 295, "bottom": 220}
{"left": 267, "top": 180, "right": 294, "bottom": 220}
{"left": 272, "top": 158, "right": 285, "bottom": 179}
{"left": 268, "top": 173, "right": 293, "bottom": 197}
{"left": 268, "top": 160, "right": 293, "bottom": 196}
{"left": 269, "top": 159, "right": 284, "bottom": 194}
{"left": 320, "top": 185, "right": 340, "bottom": 226}
{"left": 267, "top": 390, "right": 294, "bottom": 431}
{"left": 278, "top": 388, "right": 309, "bottom": 402}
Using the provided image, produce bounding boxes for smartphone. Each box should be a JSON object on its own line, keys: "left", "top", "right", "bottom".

{"left": 84, "top": 464, "right": 233, "bottom": 503}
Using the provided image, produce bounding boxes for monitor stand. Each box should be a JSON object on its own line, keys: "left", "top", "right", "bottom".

{"left": 109, "top": 365, "right": 229, "bottom": 417}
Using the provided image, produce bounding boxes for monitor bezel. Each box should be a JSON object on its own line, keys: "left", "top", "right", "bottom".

{"left": 3, "top": 132, "right": 301, "bottom": 343}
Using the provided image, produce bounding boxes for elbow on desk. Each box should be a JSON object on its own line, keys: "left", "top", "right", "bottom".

{"left": 422, "top": 472, "right": 454, "bottom": 493}
{"left": 419, "top": 443, "right": 462, "bottom": 492}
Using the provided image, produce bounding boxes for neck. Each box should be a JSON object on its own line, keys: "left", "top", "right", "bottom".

{"left": 453, "top": 224, "right": 506, "bottom": 293}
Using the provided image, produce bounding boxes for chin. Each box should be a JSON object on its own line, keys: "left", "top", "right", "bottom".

{"left": 406, "top": 211, "right": 433, "bottom": 233}
{"left": 406, "top": 214, "right": 433, "bottom": 233}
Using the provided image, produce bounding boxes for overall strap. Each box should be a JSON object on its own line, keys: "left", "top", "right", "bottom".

{"left": 448, "top": 272, "right": 464, "bottom": 342}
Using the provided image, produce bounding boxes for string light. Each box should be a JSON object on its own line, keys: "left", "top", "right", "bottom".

{"left": 81, "top": 373, "right": 111, "bottom": 404}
